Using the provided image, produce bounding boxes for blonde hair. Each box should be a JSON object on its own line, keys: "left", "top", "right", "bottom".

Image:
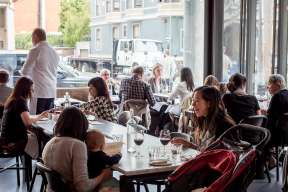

{"left": 152, "top": 63, "right": 163, "bottom": 76}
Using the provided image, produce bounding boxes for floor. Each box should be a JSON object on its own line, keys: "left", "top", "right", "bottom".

{"left": 0, "top": 158, "right": 283, "bottom": 192}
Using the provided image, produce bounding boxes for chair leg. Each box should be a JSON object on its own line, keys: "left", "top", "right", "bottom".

{"left": 157, "top": 184, "right": 161, "bottom": 192}
{"left": 143, "top": 183, "right": 149, "bottom": 192}
{"left": 29, "top": 167, "right": 38, "bottom": 192}
{"left": 136, "top": 181, "right": 141, "bottom": 192}
{"left": 276, "top": 146, "right": 279, "bottom": 181}
{"left": 264, "top": 163, "right": 271, "bottom": 183}
{"left": 40, "top": 180, "right": 45, "bottom": 192}
{"left": 16, "top": 156, "right": 20, "bottom": 186}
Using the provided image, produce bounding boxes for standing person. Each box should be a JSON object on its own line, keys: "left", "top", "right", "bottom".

{"left": 162, "top": 49, "right": 176, "bottom": 83}
{"left": 222, "top": 73, "right": 261, "bottom": 123}
{"left": 21, "top": 28, "right": 59, "bottom": 114}
{"left": 168, "top": 67, "right": 194, "bottom": 103}
{"left": 148, "top": 63, "right": 167, "bottom": 93}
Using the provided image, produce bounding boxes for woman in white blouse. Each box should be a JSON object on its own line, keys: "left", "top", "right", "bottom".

{"left": 168, "top": 67, "right": 194, "bottom": 102}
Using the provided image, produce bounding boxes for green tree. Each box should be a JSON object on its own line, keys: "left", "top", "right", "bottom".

{"left": 59, "top": 0, "right": 90, "bottom": 47}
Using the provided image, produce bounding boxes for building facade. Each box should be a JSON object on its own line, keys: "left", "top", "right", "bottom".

{"left": 0, "top": 0, "right": 14, "bottom": 50}
{"left": 90, "top": 0, "right": 184, "bottom": 58}
{"left": 14, "top": 0, "right": 60, "bottom": 34}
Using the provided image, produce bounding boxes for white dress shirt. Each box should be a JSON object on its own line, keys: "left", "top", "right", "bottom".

{"left": 168, "top": 81, "right": 192, "bottom": 102}
{"left": 21, "top": 41, "right": 59, "bottom": 98}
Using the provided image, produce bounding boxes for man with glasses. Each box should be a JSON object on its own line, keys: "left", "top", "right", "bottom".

{"left": 100, "top": 69, "right": 118, "bottom": 95}
{"left": 266, "top": 74, "right": 288, "bottom": 144}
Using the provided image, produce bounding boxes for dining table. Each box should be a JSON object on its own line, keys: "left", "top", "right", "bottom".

{"left": 35, "top": 118, "right": 199, "bottom": 192}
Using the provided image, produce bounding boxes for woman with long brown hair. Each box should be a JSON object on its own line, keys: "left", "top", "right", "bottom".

{"left": 79, "top": 77, "right": 115, "bottom": 121}
{"left": 172, "top": 86, "right": 235, "bottom": 151}
{"left": 168, "top": 67, "right": 194, "bottom": 103}
{"left": 1, "top": 77, "right": 48, "bottom": 154}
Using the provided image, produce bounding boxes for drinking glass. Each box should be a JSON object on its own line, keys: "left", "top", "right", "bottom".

{"left": 134, "top": 130, "right": 144, "bottom": 158}
{"left": 159, "top": 129, "right": 171, "bottom": 153}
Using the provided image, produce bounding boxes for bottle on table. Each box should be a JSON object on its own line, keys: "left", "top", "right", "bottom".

{"left": 127, "top": 109, "right": 136, "bottom": 153}
{"left": 63, "top": 92, "right": 71, "bottom": 108}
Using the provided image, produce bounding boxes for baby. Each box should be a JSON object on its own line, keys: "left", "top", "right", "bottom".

{"left": 86, "top": 129, "right": 122, "bottom": 178}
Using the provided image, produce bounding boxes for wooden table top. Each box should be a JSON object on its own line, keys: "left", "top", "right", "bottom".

{"left": 36, "top": 119, "right": 199, "bottom": 176}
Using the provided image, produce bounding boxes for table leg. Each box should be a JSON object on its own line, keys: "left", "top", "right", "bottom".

{"left": 120, "top": 175, "right": 135, "bottom": 192}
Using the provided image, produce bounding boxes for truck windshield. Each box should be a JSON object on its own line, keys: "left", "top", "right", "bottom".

{"left": 134, "top": 41, "right": 162, "bottom": 52}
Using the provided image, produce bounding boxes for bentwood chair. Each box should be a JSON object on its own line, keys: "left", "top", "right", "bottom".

{"left": 239, "top": 115, "right": 268, "bottom": 128}
{"left": 35, "top": 162, "right": 69, "bottom": 192}
{"left": 0, "top": 149, "right": 31, "bottom": 190}
{"left": 275, "top": 113, "right": 288, "bottom": 181}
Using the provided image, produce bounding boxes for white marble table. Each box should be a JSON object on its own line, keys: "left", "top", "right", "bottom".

{"left": 36, "top": 119, "right": 199, "bottom": 192}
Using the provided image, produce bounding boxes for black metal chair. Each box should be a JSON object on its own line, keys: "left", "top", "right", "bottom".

{"left": 275, "top": 113, "right": 288, "bottom": 181}
{"left": 0, "top": 150, "right": 31, "bottom": 190}
{"left": 239, "top": 115, "right": 268, "bottom": 127}
{"left": 35, "top": 162, "right": 69, "bottom": 192}
{"left": 239, "top": 115, "right": 270, "bottom": 182}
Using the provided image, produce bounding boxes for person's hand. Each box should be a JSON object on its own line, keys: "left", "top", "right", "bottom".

{"left": 261, "top": 109, "right": 267, "bottom": 115}
{"left": 38, "top": 110, "right": 49, "bottom": 120}
{"left": 100, "top": 168, "right": 112, "bottom": 182}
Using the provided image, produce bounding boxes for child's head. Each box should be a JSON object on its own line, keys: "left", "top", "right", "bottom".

{"left": 86, "top": 129, "right": 105, "bottom": 151}
{"left": 0, "top": 70, "right": 9, "bottom": 85}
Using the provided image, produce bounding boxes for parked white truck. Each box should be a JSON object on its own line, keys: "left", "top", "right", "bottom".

{"left": 68, "top": 39, "right": 164, "bottom": 74}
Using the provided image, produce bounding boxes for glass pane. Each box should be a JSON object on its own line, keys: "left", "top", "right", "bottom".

{"left": 223, "top": 0, "right": 241, "bottom": 82}
{"left": 254, "top": 0, "right": 274, "bottom": 96}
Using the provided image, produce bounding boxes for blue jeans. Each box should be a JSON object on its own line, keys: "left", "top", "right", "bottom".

{"left": 36, "top": 98, "right": 54, "bottom": 114}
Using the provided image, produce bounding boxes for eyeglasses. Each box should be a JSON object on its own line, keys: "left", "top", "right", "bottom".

{"left": 103, "top": 73, "right": 110, "bottom": 76}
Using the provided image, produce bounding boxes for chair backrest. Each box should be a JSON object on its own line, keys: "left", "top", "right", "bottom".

{"left": 170, "top": 132, "right": 191, "bottom": 141}
{"left": 211, "top": 124, "right": 271, "bottom": 152}
{"left": 239, "top": 115, "right": 267, "bottom": 127}
{"left": 117, "top": 111, "right": 131, "bottom": 126}
{"left": 165, "top": 149, "right": 237, "bottom": 192}
{"left": 36, "top": 162, "right": 70, "bottom": 192}
{"left": 276, "top": 113, "right": 288, "bottom": 145}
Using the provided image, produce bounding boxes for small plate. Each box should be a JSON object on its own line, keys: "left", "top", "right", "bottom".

{"left": 39, "top": 117, "right": 49, "bottom": 121}
{"left": 149, "top": 159, "right": 172, "bottom": 166}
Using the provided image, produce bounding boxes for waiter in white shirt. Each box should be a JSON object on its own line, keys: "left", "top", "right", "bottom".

{"left": 21, "top": 28, "right": 59, "bottom": 114}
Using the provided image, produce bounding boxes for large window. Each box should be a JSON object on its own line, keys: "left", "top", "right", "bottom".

{"left": 223, "top": 0, "right": 241, "bottom": 82}
{"left": 132, "top": 24, "right": 140, "bottom": 39}
{"left": 106, "top": 0, "right": 111, "bottom": 13}
{"left": 254, "top": 0, "right": 274, "bottom": 96}
{"left": 112, "top": 26, "right": 120, "bottom": 39}
{"left": 96, "top": 28, "right": 102, "bottom": 50}
{"left": 113, "top": 0, "right": 120, "bottom": 11}
{"left": 134, "top": 0, "right": 143, "bottom": 8}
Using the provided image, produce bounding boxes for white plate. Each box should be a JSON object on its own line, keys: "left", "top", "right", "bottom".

{"left": 150, "top": 160, "right": 172, "bottom": 166}
{"left": 89, "top": 120, "right": 103, "bottom": 125}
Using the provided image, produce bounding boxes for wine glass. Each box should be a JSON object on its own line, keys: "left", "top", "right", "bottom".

{"left": 159, "top": 129, "right": 171, "bottom": 153}
{"left": 134, "top": 130, "right": 144, "bottom": 158}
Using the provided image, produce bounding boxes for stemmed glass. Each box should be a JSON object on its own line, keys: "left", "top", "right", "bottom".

{"left": 134, "top": 130, "right": 144, "bottom": 158}
{"left": 159, "top": 129, "right": 171, "bottom": 154}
